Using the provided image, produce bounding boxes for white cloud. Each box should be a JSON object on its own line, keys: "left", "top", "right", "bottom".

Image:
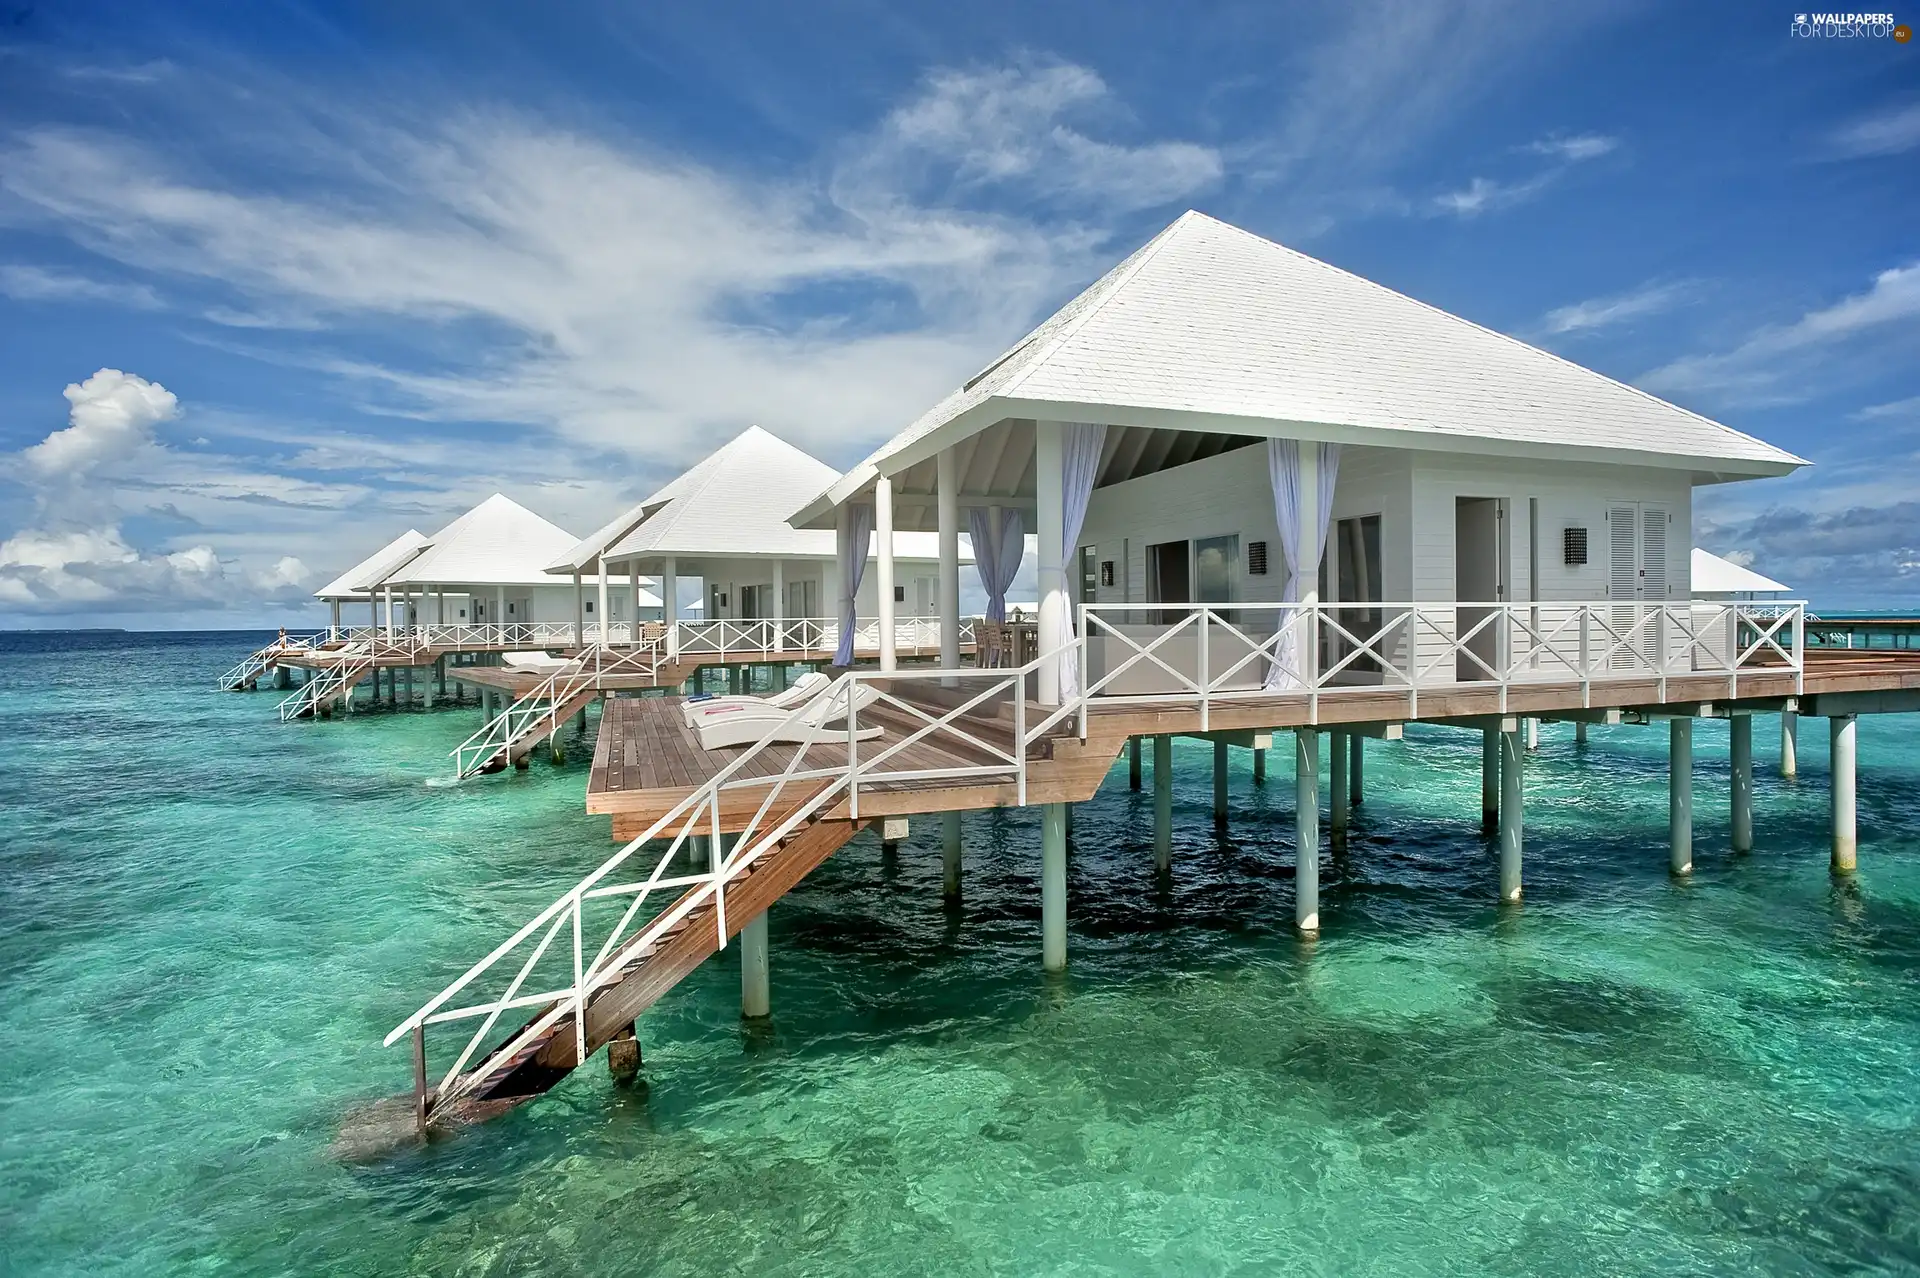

{"left": 1855, "top": 395, "right": 1920, "bottom": 422}
{"left": 1526, "top": 132, "right": 1619, "bottom": 161}
{"left": 1640, "top": 261, "right": 1920, "bottom": 402}
{"left": 1824, "top": 101, "right": 1920, "bottom": 158}
{"left": 24, "top": 368, "right": 179, "bottom": 477}
{"left": 0, "top": 264, "right": 161, "bottom": 308}
{"left": 849, "top": 63, "right": 1223, "bottom": 212}
{"left": 1541, "top": 279, "right": 1694, "bottom": 334}
{"left": 1430, "top": 172, "right": 1555, "bottom": 217}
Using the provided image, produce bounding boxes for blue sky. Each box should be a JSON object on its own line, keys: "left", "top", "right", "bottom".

{"left": 1, "top": 0, "right": 1915, "bottom": 626}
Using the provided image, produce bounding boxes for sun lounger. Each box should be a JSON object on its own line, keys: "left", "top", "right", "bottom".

{"left": 692, "top": 680, "right": 884, "bottom": 751}
{"left": 680, "top": 671, "right": 830, "bottom": 727}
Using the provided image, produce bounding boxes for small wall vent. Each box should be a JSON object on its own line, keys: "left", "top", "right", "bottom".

{"left": 1563, "top": 526, "right": 1589, "bottom": 567}
{"left": 1248, "top": 540, "right": 1269, "bottom": 576}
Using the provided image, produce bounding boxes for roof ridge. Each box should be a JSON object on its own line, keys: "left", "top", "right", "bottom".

{"left": 999, "top": 211, "right": 1200, "bottom": 401}
{"left": 1212, "top": 218, "right": 1805, "bottom": 466}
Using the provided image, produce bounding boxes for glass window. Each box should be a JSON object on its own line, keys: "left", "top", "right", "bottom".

{"left": 1194, "top": 535, "right": 1238, "bottom": 605}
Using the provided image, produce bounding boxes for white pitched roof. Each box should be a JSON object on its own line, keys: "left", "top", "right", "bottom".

{"left": 313, "top": 529, "right": 430, "bottom": 600}
{"left": 378, "top": 494, "right": 580, "bottom": 588}
{"left": 555, "top": 426, "right": 961, "bottom": 570}
{"left": 795, "top": 210, "right": 1806, "bottom": 523}
{"left": 1692, "top": 548, "right": 1789, "bottom": 595}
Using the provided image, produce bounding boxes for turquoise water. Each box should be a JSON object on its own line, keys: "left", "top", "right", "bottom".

{"left": 3, "top": 631, "right": 1918, "bottom": 1275}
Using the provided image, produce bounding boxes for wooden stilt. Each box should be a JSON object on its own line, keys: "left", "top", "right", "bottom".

{"left": 607, "top": 1023, "right": 642, "bottom": 1083}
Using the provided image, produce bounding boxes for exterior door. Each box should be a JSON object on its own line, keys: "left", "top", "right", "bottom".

{"left": 1608, "top": 501, "right": 1673, "bottom": 667}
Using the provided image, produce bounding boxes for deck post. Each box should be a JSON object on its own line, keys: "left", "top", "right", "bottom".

{"left": 607, "top": 1023, "right": 642, "bottom": 1083}
{"left": 404, "top": 663, "right": 413, "bottom": 710}
{"left": 876, "top": 474, "right": 897, "bottom": 672}
{"left": 1213, "top": 740, "right": 1229, "bottom": 829}
{"left": 942, "top": 811, "right": 962, "bottom": 898}
{"left": 1034, "top": 419, "right": 1065, "bottom": 706}
{"left": 1350, "top": 733, "right": 1364, "bottom": 806}
{"left": 1296, "top": 728, "right": 1321, "bottom": 934}
{"left": 549, "top": 732, "right": 565, "bottom": 765}
{"left": 1670, "top": 717, "right": 1693, "bottom": 876}
{"left": 1780, "top": 709, "right": 1798, "bottom": 777}
{"left": 1330, "top": 729, "right": 1350, "bottom": 842}
{"left": 573, "top": 572, "right": 584, "bottom": 648}
{"left": 1830, "top": 714, "right": 1857, "bottom": 874}
{"left": 1128, "top": 737, "right": 1141, "bottom": 790}
{"left": 597, "top": 556, "right": 610, "bottom": 650}
{"left": 740, "top": 911, "right": 771, "bottom": 1019}
{"left": 412, "top": 1024, "right": 428, "bottom": 1133}
{"left": 936, "top": 447, "right": 960, "bottom": 685}
{"left": 1042, "top": 802, "right": 1067, "bottom": 971}
{"left": 1526, "top": 717, "right": 1539, "bottom": 750}
{"left": 771, "top": 559, "right": 786, "bottom": 655}
{"left": 1153, "top": 735, "right": 1172, "bottom": 873}
{"left": 1253, "top": 746, "right": 1266, "bottom": 785}
{"left": 1499, "top": 726, "right": 1523, "bottom": 902}
{"left": 1730, "top": 713, "right": 1754, "bottom": 854}
{"left": 1481, "top": 728, "right": 1499, "bottom": 832}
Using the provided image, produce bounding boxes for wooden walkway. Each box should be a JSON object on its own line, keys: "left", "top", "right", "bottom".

{"left": 587, "top": 650, "right": 1920, "bottom": 839}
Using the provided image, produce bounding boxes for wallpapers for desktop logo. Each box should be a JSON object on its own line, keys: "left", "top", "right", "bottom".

{"left": 1791, "top": 11, "right": 1912, "bottom": 38}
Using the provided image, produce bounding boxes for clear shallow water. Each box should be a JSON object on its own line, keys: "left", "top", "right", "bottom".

{"left": 2, "top": 631, "right": 1917, "bottom": 1275}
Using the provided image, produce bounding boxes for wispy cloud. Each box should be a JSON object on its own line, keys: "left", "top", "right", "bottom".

{"left": 0, "top": 264, "right": 161, "bottom": 308}
{"left": 1430, "top": 128, "right": 1620, "bottom": 218}
{"left": 1823, "top": 101, "right": 1920, "bottom": 158}
{"left": 1540, "top": 278, "right": 1695, "bottom": 335}
{"left": 1639, "top": 261, "right": 1920, "bottom": 405}
{"left": 1854, "top": 394, "right": 1920, "bottom": 422}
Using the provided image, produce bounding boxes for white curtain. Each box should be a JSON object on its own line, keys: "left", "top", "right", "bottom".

{"left": 1264, "top": 438, "right": 1342, "bottom": 689}
{"left": 834, "top": 502, "right": 874, "bottom": 665}
{"left": 968, "top": 507, "right": 1024, "bottom": 623}
{"left": 1052, "top": 422, "right": 1108, "bottom": 699}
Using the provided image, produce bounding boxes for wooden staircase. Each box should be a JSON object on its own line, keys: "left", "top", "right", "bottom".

{"left": 429, "top": 812, "right": 862, "bottom": 1124}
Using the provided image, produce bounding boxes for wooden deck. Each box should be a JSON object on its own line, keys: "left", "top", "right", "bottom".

{"left": 587, "top": 651, "right": 1920, "bottom": 840}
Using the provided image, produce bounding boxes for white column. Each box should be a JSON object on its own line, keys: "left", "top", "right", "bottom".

{"left": 1296, "top": 728, "right": 1320, "bottom": 934}
{"left": 876, "top": 476, "right": 897, "bottom": 672}
{"left": 629, "top": 561, "right": 640, "bottom": 636}
{"left": 1481, "top": 728, "right": 1499, "bottom": 831}
{"left": 740, "top": 911, "right": 770, "bottom": 1020}
{"left": 596, "top": 558, "right": 609, "bottom": 649}
{"left": 1831, "top": 714, "right": 1856, "bottom": 874}
{"left": 1035, "top": 421, "right": 1065, "bottom": 705}
{"left": 331, "top": 599, "right": 341, "bottom": 632}
{"left": 436, "top": 587, "right": 445, "bottom": 626}
{"left": 1780, "top": 709, "right": 1798, "bottom": 778}
{"left": 1153, "top": 734, "right": 1173, "bottom": 874}
{"left": 662, "top": 557, "right": 678, "bottom": 623}
{"left": 573, "top": 572, "right": 584, "bottom": 647}
{"left": 937, "top": 447, "right": 960, "bottom": 683}
{"left": 1297, "top": 443, "right": 1320, "bottom": 686}
{"left": 1500, "top": 726, "right": 1523, "bottom": 902}
{"left": 772, "top": 559, "right": 786, "bottom": 654}
{"left": 495, "top": 584, "right": 506, "bottom": 646}
{"left": 383, "top": 586, "right": 394, "bottom": 639}
{"left": 1670, "top": 717, "right": 1693, "bottom": 876}
{"left": 1730, "top": 713, "right": 1754, "bottom": 854}
{"left": 1042, "top": 802, "right": 1067, "bottom": 971}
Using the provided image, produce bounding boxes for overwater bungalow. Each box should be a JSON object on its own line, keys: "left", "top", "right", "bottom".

{"left": 375, "top": 211, "right": 1920, "bottom": 1132}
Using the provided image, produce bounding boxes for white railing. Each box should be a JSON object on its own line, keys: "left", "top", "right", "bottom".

{"left": 386, "top": 640, "right": 1071, "bottom": 1122}
{"left": 1077, "top": 599, "right": 1804, "bottom": 728}
{"left": 276, "top": 648, "right": 374, "bottom": 720}
{"left": 450, "top": 643, "right": 664, "bottom": 778}
{"left": 216, "top": 630, "right": 325, "bottom": 690}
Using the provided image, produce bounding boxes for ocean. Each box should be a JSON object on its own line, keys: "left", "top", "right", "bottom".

{"left": 2, "top": 629, "right": 1916, "bottom": 1275}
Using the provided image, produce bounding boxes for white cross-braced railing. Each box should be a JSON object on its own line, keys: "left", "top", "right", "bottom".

{"left": 386, "top": 639, "right": 1072, "bottom": 1123}
{"left": 449, "top": 642, "right": 665, "bottom": 778}
{"left": 216, "top": 630, "right": 326, "bottom": 691}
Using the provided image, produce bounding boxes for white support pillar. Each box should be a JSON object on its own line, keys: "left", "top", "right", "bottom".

{"left": 1213, "top": 740, "right": 1229, "bottom": 828}
{"left": 1296, "top": 728, "right": 1320, "bottom": 934}
{"left": 1297, "top": 443, "right": 1320, "bottom": 687}
{"left": 331, "top": 598, "right": 341, "bottom": 632}
{"left": 1330, "top": 729, "right": 1350, "bottom": 841}
{"left": 1349, "top": 733, "right": 1364, "bottom": 807}
{"left": 1730, "top": 713, "right": 1754, "bottom": 854}
{"left": 876, "top": 475, "right": 897, "bottom": 672}
{"left": 1481, "top": 728, "right": 1499, "bottom": 832}
{"left": 383, "top": 586, "right": 394, "bottom": 639}
{"left": 1500, "top": 726, "right": 1523, "bottom": 902}
{"left": 1034, "top": 420, "right": 1065, "bottom": 706}
{"left": 936, "top": 447, "right": 960, "bottom": 684}
{"left": 1153, "top": 735, "right": 1172, "bottom": 874}
{"left": 1575, "top": 721, "right": 1588, "bottom": 746}
{"left": 573, "top": 572, "right": 584, "bottom": 648}
{"left": 1526, "top": 717, "right": 1540, "bottom": 750}
{"left": 436, "top": 587, "right": 445, "bottom": 626}
{"left": 495, "top": 584, "right": 506, "bottom": 647}
{"left": 1042, "top": 802, "right": 1067, "bottom": 971}
{"left": 772, "top": 559, "right": 786, "bottom": 654}
{"left": 740, "top": 911, "right": 770, "bottom": 1020}
{"left": 1670, "top": 717, "right": 1693, "bottom": 876}
{"left": 1831, "top": 714, "right": 1856, "bottom": 874}
{"left": 1780, "top": 709, "right": 1798, "bottom": 778}
{"left": 942, "top": 810, "right": 962, "bottom": 899}
{"left": 596, "top": 558, "right": 609, "bottom": 650}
